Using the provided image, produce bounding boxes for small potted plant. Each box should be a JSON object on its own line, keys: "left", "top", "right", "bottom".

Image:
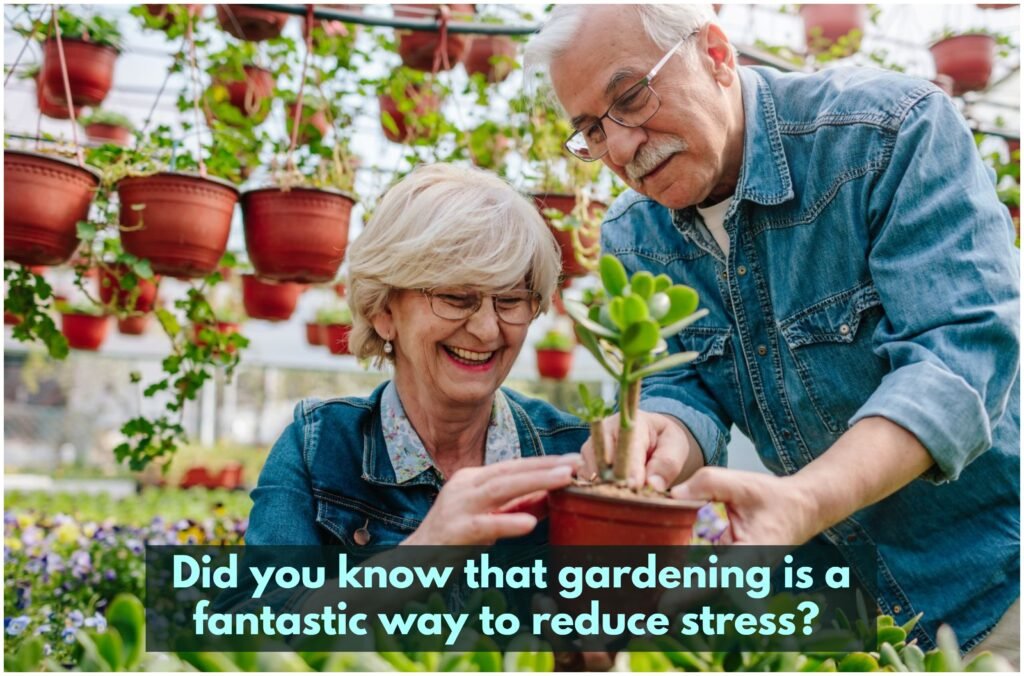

{"left": 535, "top": 328, "right": 575, "bottom": 380}
{"left": 204, "top": 42, "right": 276, "bottom": 127}
{"left": 97, "top": 261, "right": 160, "bottom": 314}
{"left": 316, "top": 303, "right": 353, "bottom": 355}
{"left": 285, "top": 94, "right": 331, "bottom": 146}
{"left": 463, "top": 34, "right": 518, "bottom": 83}
{"left": 33, "top": 8, "right": 122, "bottom": 107}
{"left": 549, "top": 255, "right": 710, "bottom": 545}
{"left": 79, "top": 109, "right": 135, "bottom": 146}
{"left": 191, "top": 300, "right": 245, "bottom": 355}
{"left": 241, "top": 274, "right": 304, "bottom": 322}
{"left": 377, "top": 67, "right": 444, "bottom": 144}
{"left": 392, "top": 4, "right": 474, "bottom": 72}
{"left": 929, "top": 28, "right": 1012, "bottom": 95}
{"left": 57, "top": 299, "right": 110, "bottom": 351}
{"left": 215, "top": 4, "right": 288, "bottom": 41}
{"left": 799, "top": 4, "right": 867, "bottom": 56}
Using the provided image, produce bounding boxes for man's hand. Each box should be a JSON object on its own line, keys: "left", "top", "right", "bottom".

{"left": 580, "top": 411, "right": 704, "bottom": 490}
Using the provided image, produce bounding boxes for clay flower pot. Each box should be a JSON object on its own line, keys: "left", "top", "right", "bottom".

{"left": 118, "top": 173, "right": 239, "bottom": 279}
{"left": 286, "top": 102, "right": 330, "bottom": 145}
{"left": 325, "top": 323, "right": 352, "bottom": 355}
{"left": 930, "top": 33, "right": 996, "bottom": 95}
{"left": 799, "top": 4, "right": 866, "bottom": 55}
{"left": 242, "top": 187, "right": 355, "bottom": 283}
{"left": 378, "top": 86, "right": 440, "bottom": 143}
{"left": 548, "top": 487, "right": 704, "bottom": 546}
{"left": 241, "top": 274, "right": 304, "bottom": 321}
{"left": 393, "top": 4, "right": 474, "bottom": 72}
{"left": 117, "top": 315, "right": 149, "bottom": 335}
{"left": 463, "top": 35, "right": 517, "bottom": 83}
{"left": 35, "top": 76, "right": 82, "bottom": 119}
{"left": 42, "top": 38, "right": 118, "bottom": 107}
{"left": 97, "top": 265, "right": 160, "bottom": 312}
{"left": 5, "top": 151, "right": 100, "bottom": 266}
{"left": 532, "top": 193, "right": 603, "bottom": 278}
{"left": 84, "top": 123, "right": 132, "bottom": 146}
{"left": 215, "top": 4, "right": 288, "bottom": 41}
{"left": 61, "top": 312, "right": 110, "bottom": 351}
{"left": 305, "top": 322, "right": 325, "bottom": 346}
{"left": 536, "top": 348, "right": 573, "bottom": 380}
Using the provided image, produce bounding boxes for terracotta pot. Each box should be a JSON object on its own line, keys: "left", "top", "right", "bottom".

{"left": 548, "top": 486, "right": 703, "bottom": 546}
{"left": 36, "top": 76, "right": 82, "bottom": 119}
{"left": 325, "top": 323, "right": 352, "bottom": 355}
{"left": 976, "top": 3, "right": 1015, "bottom": 8}
{"left": 799, "top": 4, "right": 866, "bottom": 55}
{"left": 215, "top": 4, "right": 288, "bottom": 41}
{"left": 532, "top": 193, "right": 603, "bottom": 278}
{"left": 286, "top": 102, "right": 329, "bottom": 144}
{"left": 463, "top": 35, "right": 517, "bottom": 83}
{"left": 378, "top": 87, "right": 440, "bottom": 143}
{"left": 118, "top": 172, "right": 239, "bottom": 279}
{"left": 305, "top": 322, "right": 325, "bottom": 346}
{"left": 5, "top": 151, "right": 99, "bottom": 266}
{"left": 1008, "top": 139, "right": 1020, "bottom": 155}
{"left": 241, "top": 274, "right": 304, "bottom": 321}
{"left": 242, "top": 187, "right": 355, "bottom": 283}
{"left": 97, "top": 265, "right": 160, "bottom": 312}
{"left": 61, "top": 312, "right": 110, "bottom": 351}
{"left": 191, "top": 321, "right": 241, "bottom": 353}
{"left": 213, "top": 65, "right": 274, "bottom": 124}
{"left": 42, "top": 38, "right": 118, "bottom": 107}
{"left": 930, "top": 34, "right": 996, "bottom": 95}
{"left": 85, "top": 123, "right": 131, "bottom": 146}
{"left": 117, "top": 315, "right": 149, "bottom": 335}
{"left": 536, "top": 348, "right": 573, "bottom": 380}
{"left": 393, "top": 4, "right": 474, "bottom": 72}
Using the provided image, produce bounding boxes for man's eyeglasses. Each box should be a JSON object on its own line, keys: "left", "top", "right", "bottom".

{"left": 421, "top": 288, "right": 542, "bottom": 325}
{"left": 565, "top": 30, "right": 699, "bottom": 162}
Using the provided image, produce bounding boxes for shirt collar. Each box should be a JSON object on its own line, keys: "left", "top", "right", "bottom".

{"left": 379, "top": 381, "right": 522, "bottom": 484}
{"left": 733, "top": 66, "right": 794, "bottom": 207}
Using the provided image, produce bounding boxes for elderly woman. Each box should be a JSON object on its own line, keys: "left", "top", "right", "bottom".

{"left": 245, "top": 164, "right": 587, "bottom": 551}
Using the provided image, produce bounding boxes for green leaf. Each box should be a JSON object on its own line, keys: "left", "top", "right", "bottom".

{"left": 599, "top": 255, "right": 628, "bottom": 296}
{"left": 660, "top": 285, "right": 700, "bottom": 326}
{"left": 654, "top": 273, "right": 672, "bottom": 292}
{"left": 621, "top": 319, "right": 659, "bottom": 357}
{"left": 659, "top": 308, "right": 710, "bottom": 338}
{"left": 155, "top": 307, "right": 180, "bottom": 336}
{"left": 622, "top": 293, "right": 649, "bottom": 325}
{"left": 900, "top": 644, "right": 926, "bottom": 672}
{"left": 106, "top": 593, "right": 145, "bottom": 669}
{"left": 608, "top": 296, "right": 626, "bottom": 331}
{"left": 879, "top": 643, "right": 907, "bottom": 671}
{"left": 838, "top": 652, "right": 879, "bottom": 672}
{"left": 878, "top": 626, "right": 907, "bottom": 646}
{"left": 630, "top": 270, "right": 655, "bottom": 299}
{"left": 630, "top": 350, "right": 700, "bottom": 380}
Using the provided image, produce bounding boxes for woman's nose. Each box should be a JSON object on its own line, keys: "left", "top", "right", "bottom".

{"left": 465, "top": 299, "right": 501, "bottom": 341}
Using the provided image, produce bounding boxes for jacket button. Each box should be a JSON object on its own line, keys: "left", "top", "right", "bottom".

{"left": 839, "top": 323, "right": 851, "bottom": 336}
{"left": 846, "top": 533, "right": 857, "bottom": 543}
{"left": 782, "top": 429, "right": 792, "bottom": 439}
{"left": 757, "top": 345, "right": 768, "bottom": 356}
{"left": 737, "top": 265, "right": 748, "bottom": 276}
{"left": 893, "top": 605, "right": 902, "bottom": 614}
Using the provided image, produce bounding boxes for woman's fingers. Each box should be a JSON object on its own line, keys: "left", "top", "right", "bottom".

{"left": 469, "top": 512, "right": 539, "bottom": 543}
{"left": 478, "top": 463, "right": 576, "bottom": 508}
{"left": 495, "top": 490, "right": 549, "bottom": 520}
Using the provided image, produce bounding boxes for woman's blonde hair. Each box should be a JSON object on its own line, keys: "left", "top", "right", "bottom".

{"left": 347, "top": 163, "right": 561, "bottom": 364}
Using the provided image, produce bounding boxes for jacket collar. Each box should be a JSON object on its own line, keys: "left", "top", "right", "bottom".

{"left": 733, "top": 66, "right": 794, "bottom": 207}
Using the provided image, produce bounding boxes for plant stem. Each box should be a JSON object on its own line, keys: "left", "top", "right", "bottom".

{"left": 613, "top": 377, "right": 641, "bottom": 482}
{"left": 590, "top": 420, "right": 609, "bottom": 480}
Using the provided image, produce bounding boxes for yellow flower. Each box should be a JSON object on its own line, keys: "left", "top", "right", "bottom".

{"left": 55, "top": 522, "right": 81, "bottom": 545}
{"left": 16, "top": 514, "right": 33, "bottom": 529}
{"left": 5, "top": 537, "right": 23, "bottom": 552}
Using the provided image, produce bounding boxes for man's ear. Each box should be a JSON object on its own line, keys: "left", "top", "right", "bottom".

{"left": 704, "top": 23, "right": 736, "bottom": 87}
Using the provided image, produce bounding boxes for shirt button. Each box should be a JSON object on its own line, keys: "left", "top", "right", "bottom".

{"left": 839, "top": 323, "right": 851, "bottom": 336}
{"left": 757, "top": 345, "right": 768, "bottom": 356}
{"left": 846, "top": 533, "right": 858, "bottom": 543}
{"left": 893, "top": 605, "right": 902, "bottom": 614}
{"left": 782, "top": 429, "right": 792, "bottom": 439}
{"left": 737, "top": 265, "right": 748, "bottom": 276}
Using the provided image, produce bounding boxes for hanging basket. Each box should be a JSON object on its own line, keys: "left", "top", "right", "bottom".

{"left": 242, "top": 187, "right": 355, "bottom": 283}
{"left": 378, "top": 85, "right": 440, "bottom": 143}
{"left": 286, "top": 102, "right": 330, "bottom": 145}
{"left": 35, "top": 75, "right": 82, "bottom": 120}
{"left": 4, "top": 151, "right": 100, "bottom": 266}
{"left": 393, "top": 4, "right": 474, "bottom": 72}
{"left": 463, "top": 35, "right": 517, "bottom": 83}
{"left": 97, "top": 265, "right": 160, "bottom": 312}
{"left": 207, "top": 65, "right": 274, "bottom": 125}
{"left": 799, "top": 4, "right": 866, "bottom": 56}
{"left": 305, "top": 322, "right": 325, "bottom": 346}
{"left": 532, "top": 193, "right": 603, "bottom": 278}
{"left": 61, "top": 312, "right": 110, "bottom": 351}
{"left": 42, "top": 38, "right": 118, "bottom": 107}
{"left": 930, "top": 33, "right": 996, "bottom": 96}
{"left": 118, "top": 172, "right": 239, "bottom": 279}
{"left": 241, "top": 274, "right": 304, "bottom": 321}
{"left": 215, "top": 4, "right": 288, "bottom": 41}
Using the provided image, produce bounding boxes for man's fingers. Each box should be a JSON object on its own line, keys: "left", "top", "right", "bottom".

{"left": 579, "top": 438, "right": 599, "bottom": 481}
{"left": 626, "top": 422, "right": 650, "bottom": 489}
{"left": 645, "top": 443, "right": 686, "bottom": 493}
{"left": 670, "top": 466, "right": 733, "bottom": 502}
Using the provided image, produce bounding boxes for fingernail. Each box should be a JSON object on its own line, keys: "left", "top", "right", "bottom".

{"left": 648, "top": 474, "right": 666, "bottom": 492}
{"left": 670, "top": 484, "right": 691, "bottom": 499}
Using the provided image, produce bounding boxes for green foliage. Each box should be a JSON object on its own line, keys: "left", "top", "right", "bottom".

{"left": 19, "top": 7, "right": 123, "bottom": 50}
{"left": 3, "top": 264, "right": 68, "bottom": 359}
{"left": 535, "top": 328, "right": 574, "bottom": 352}
{"left": 315, "top": 302, "right": 352, "bottom": 326}
{"left": 78, "top": 109, "right": 134, "bottom": 130}
{"left": 572, "top": 383, "right": 612, "bottom": 423}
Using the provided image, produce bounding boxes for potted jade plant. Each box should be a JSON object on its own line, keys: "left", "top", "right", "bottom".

{"left": 28, "top": 8, "right": 122, "bottom": 107}
{"left": 316, "top": 303, "right": 353, "bottom": 355}
{"left": 929, "top": 28, "right": 1011, "bottom": 95}
{"left": 57, "top": 299, "right": 110, "bottom": 351}
{"left": 80, "top": 109, "right": 135, "bottom": 146}
{"left": 392, "top": 4, "right": 474, "bottom": 72}
{"left": 535, "top": 328, "right": 575, "bottom": 380}
{"left": 241, "top": 273, "right": 304, "bottom": 322}
{"left": 550, "top": 255, "right": 709, "bottom": 545}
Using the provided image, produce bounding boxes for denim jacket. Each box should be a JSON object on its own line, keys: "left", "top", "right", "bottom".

{"left": 601, "top": 66, "right": 1020, "bottom": 650}
{"left": 246, "top": 382, "right": 589, "bottom": 554}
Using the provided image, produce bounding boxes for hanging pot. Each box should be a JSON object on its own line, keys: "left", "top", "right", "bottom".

{"left": 5, "top": 150, "right": 100, "bottom": 266}
{"left": 548, "top": 487, "right": 704, "bottom": 546}
{"left": 799, "top": 4, "right": 866, "bottom": 55}
{"left": 286, "top": 102, "right": 330, "bottom": 145}
{"left": 536, "top": 348, "right": 573, "bottom": 380}
{"left": 61, "top": 312, "right": 110, "bottom": 351}
{"left": 208, "top": 65, "right": 274, "bottom": 125}
{"left": 242, "top": 187, "right": 355, "bottom": 283}
{"left": 97, "top": 265, "right": 160, "bottom": 312}
{"left": 325, "top": 323, "right": 352, "bottom": 355}
{"left": 84, "top": 123, "right": 132, "bottom": 146}
{"left": 117, "top": 315, "right": 149, "bottom": 335}
{"left": 35, "top": 76, "right": 82, "bottom": 120}
{"left": 393, "top": 4, "right": 474, "bottom": 72}
{"left": 241, "top": 274, "right": 304, "bottom": 321}
{"left": 215, "top": 4, "right": 288, "bottom": 41}
{"left": 930, "top": 33, "right": 996, "bottom": 96}
{"left": 463, "top": 35, "right": 517, "bottom": 83}
{"left": 378, "top": 86, "right": 440, "bottom": 143}
{"left": 42, "top": 38, "right": 118, "bottom": 107}
{"left": 532, "top": 193, "right": 603, "bottom": 278}
{"left": 118, "top": 172, "right": 239, "bottom": 279}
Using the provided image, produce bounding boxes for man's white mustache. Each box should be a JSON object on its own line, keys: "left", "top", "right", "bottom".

{"left": 626, "top": 138, "right": 688, "bottom": 181}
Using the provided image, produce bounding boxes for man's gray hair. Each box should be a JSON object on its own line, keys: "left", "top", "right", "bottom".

{"left": 524, "top": 4, "right": 718, "bottom": 103}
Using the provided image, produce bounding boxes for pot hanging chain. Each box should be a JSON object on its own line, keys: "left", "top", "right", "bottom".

{"left": 50, "top": 4, "right": 84, "bottom": 168}
{"left": 184, "top": 6, "right": 207, "bottom": 178}
{"left": 285, "top": 4, "right": 316, "bottom": 174}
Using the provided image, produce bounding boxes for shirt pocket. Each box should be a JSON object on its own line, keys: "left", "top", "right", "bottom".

{"left": 313, "top": 488, "right": 418, "bottom": 554}
{"left": 779, "top": 283, "right": 889, "bottom": 434}
{"left": 673, "top": 326, "right": 739, "bottom": 393}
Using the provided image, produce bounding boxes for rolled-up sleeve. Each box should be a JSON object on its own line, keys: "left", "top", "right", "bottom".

{"left": 641, "top": 377, "right": 732, "bottom": 468}
{"left": 851, "top": 90, "right": 1020, "bottom": 482}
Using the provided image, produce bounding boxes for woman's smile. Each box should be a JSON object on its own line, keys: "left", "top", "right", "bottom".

{"left": 442, "top": 344, "right": 499, "bottom": 371}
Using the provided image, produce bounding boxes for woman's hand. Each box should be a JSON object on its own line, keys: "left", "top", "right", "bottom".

{"left": 403, "top": 454, "right": 581, "bottom": 546}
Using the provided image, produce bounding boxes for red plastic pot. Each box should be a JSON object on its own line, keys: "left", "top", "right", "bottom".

{"left": 241, "top": 274, "right": 304, "bottom": 321}
{"left": 35, "top": 76, "right": 82, "bottom": 119}
{"left": 378, "top": 87, "right": 440, "bottom": 143}
{"left": 532, "top": 193, "right": 603, "bottom": 278}
{"left": 306, "top": 322, "right": 325, "bottom": 346}
{"left": 117, "top": 315, "right": 149, "bottom": 335}
{"left": 286, "top": 102, "right": 330, "bottom": 144}
{"left": 5, "top": 150, "right": 100, "bottom": 266}
{"left": 42, "top": 38, "right": 118, "bottom": 107}
{"left": 118, "top": 172, "right": 239, "bottom": 279}
{"left": 211, "top": 65, "right": 274, "bottom": 124}
{"left": 463, "top": 35, "right": 517, "bottom": 83}
{"left": 930, "top": 34, "right": 996, "bottom": 95}
{"left": 242, "top": 187, "right": 355, "bottom": 283}
{"left": 325, "top": 323, "right": 352, "bottom": 355}
{"left": 536, "top": 348, "right": 573, "bottom": 380}
{"left": 84, "top": 123, "right": 131, "bottom": 146}
{"left": 548, "top": 487, "right": 704, "bottom": 546}
{"left": 98, "top": 265, "right": 160, "bottom": 312}
{"left": 799, "top": 4, "right": 866, "bottom": 54}
{"left": 393, "top": 4, "right": 474, "bottom": 72}
{"left": 215, "top": 4, "right": 288, "bottom": 41}
{"left": 61, "top": 312, "right": 110, "bottom": 351}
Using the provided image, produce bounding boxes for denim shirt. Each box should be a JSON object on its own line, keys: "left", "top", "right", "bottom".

{"left": 601, "top": 66, "right": 1020, "bottom": 650}
{"left": 246, "top": 381, "right": 589, "bottom": 554}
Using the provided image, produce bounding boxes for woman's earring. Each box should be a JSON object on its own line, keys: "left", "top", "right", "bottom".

{"left": 384, "top": 339, "right": 393, "bottom": 354}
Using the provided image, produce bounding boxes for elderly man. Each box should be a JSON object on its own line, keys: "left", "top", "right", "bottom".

{"left": 525, "top": 3, "right": 1019, "bottom": 659}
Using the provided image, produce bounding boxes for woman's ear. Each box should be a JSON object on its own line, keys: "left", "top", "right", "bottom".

{"left": 371, "top": 306, "right": 394, "bottom": 342}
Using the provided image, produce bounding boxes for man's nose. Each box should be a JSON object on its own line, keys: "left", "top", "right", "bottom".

{"left": 604, "top": 121, "right": 646, "bottom": 169}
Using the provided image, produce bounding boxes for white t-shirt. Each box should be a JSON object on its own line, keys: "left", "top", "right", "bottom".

{"left": 696, "top": 196, "right": 733, "bottom": 257}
